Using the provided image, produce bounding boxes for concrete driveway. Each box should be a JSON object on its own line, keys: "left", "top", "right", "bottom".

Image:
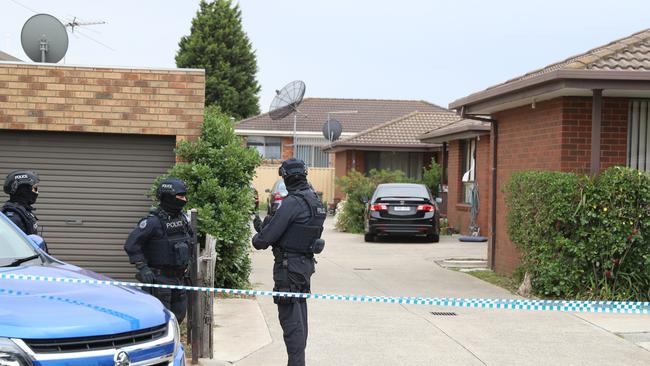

{"left": 205, "top": 218, "right": 650, "bottom": 366}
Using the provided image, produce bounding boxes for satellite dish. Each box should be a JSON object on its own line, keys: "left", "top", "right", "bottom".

{"left": 322, "top": 119, "right": 343, "bottom": 142}
{"left": 21, "top": 14, "right": 69, "bottom": 63}
{"left": 269, "top": 80, "right": 306, "bottom": 120}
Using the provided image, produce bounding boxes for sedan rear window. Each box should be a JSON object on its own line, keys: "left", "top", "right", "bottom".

{"left": 374, "top": 185, "right": 430, "bottom": 199}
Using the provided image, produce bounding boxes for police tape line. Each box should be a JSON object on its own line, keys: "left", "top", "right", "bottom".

{"left": 1, "top": 273, "right": 649, "bottom": 314}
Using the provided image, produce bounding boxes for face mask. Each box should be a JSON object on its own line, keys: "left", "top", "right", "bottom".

{"left": 26, "top": 190, "right": 38, "bottom": 205}
{"left": 160, "top": 195, "right": 187, "bottom": 214}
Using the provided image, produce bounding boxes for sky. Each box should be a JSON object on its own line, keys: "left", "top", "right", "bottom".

{"left": 3, "top": 0, "right": 649, "bottom": 112}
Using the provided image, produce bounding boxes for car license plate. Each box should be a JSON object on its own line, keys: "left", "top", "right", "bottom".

{"left": 393, "top": 206, "right": 410, "bottom": 211}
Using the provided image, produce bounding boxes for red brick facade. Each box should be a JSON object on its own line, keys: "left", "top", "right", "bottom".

{"left": 488, "top": 97, "right": 629, "bottom": 274}
{"left": 446, "top": 137, "right": 490, "bottom": 238}
{"left": 0, "top": 63, "right": 205, "bottom": 144}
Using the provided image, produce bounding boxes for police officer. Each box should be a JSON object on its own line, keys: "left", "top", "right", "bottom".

{"left": 252, "top": 158, "right": 326, "bottom": 366}
{"left": 124, "top": 177, "right": 193, "bottom": 324}
{"left": 2, "top": 170, "right": 41, "bottom": 236}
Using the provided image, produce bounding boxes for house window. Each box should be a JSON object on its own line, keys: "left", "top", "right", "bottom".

{"left": 460, "top": 139, "right": 476, "bottom": 204}
{"left": 247, "top": 136, "right": 282, "bottom": 160}
{"left": 628, "top": 100, "right": 650, "bottom": 172}
{"left": 295, "top": 137, "right": 330, "bottom": 167}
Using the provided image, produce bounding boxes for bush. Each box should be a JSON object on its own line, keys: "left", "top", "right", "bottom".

{"left": 335, "top": 169, "right": 411, "bottom": 233}
{"left": 505, "top": 167, "right": 650, "bottom": 300}
{"left": 421, "top": 158, "right": 442, "bottom": 196}
{"left": 153, "top": 106, "right": 261, "bottom": 289}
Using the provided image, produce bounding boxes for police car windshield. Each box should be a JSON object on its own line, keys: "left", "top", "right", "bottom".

{"left": 0, "top": 215, "right": 38, "bottom": 265}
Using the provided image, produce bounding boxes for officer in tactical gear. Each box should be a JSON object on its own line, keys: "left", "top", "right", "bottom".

{"left": 2, "top": 171, "right": 44, "bottom": 243}
{"left": 252, "top": 158, "right": 326, "bottom": 366}
{"left": 124, "top": 177, "right": 193, "bottom": 324}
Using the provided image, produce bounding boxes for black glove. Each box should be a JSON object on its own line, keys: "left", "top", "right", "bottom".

{"left": 253, "top": 214, "right": 262, "bottom": 233}
{"left": 136, "top": 262, "right": 155, "bottom": 283}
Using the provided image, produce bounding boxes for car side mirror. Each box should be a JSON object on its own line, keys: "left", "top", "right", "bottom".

{"left": 264, "top": 189, "right": 270, "bottom": 193}
{"left": 435, "top": 197, "right": 443, "bottom": 204}
{"left": 28, "top": 234, "right": 47, "bottom": 251}
{"left": 361, "top": 196, "right": 369, "bottom": 204}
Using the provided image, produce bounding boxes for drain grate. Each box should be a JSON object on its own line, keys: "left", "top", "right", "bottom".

{"left": 353, "top": 268, "right": 372, "bottom": 271}
{"left": 430, "top": 311, "right": 458, "bottom": 316}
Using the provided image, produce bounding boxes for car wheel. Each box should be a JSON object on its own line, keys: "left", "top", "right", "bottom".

{"left": 426, "top": 233, "right": 440, "bottom": 243}
{"left": 364, "top": 233, "right": 375, "bottom": 242}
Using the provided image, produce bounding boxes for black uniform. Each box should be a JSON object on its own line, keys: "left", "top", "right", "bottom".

{"left": 2, "top": 170, "right": 41, "bottom": 239}
{"left": 124, "top": 178, "right": 192, "bottom": 323}
{"left": 252, "top": 159, "right": 326, "bottom": 366}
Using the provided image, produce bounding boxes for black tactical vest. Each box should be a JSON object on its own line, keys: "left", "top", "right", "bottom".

{"left": 277, "top": 190, "right": 327, "bottom": 254}
{"left": 2, "top": 202, "right": 38, "bottom": 235}
{"left": 143, "top": 210, "right": 192, "bottom": 269}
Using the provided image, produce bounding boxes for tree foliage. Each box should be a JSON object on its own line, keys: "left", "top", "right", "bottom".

{"left": 176, "top": 0, "right": 261, "bottom": 119}
{"left": 153, "top": 106, "right": 262, "bottom": 288}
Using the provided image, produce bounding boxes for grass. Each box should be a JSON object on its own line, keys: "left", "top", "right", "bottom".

{"left": 463, "top": 269, "right": 521, "bottom": 295}
{"left": 258, "top": 201, "right": 268, "bottom": 214}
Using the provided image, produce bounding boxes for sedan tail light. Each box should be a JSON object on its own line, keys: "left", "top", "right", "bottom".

{"left": 417, "top": 204, "right": 435, "bottom": 212}
{"left": 370, "top": 204, "right": 388, "bottom": 211}
{"left": 273, "top": 193, "right": 284, "bottom": 201}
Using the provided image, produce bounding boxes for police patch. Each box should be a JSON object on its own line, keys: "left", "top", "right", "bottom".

{"left": 139, "top": 219, "right": 147, "bottom": 229}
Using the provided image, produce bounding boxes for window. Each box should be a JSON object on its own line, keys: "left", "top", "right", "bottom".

{"left": 628, "top": 100, "right": 650, "bottom": 172}
{"left": 295, "top": 137, "right": 330, "bottom": 167}
{"left": 460, "top": 139, "right": 476, "bottom": 204}
{"left": 246, "top": 136, "right": 282, "bottom": 160}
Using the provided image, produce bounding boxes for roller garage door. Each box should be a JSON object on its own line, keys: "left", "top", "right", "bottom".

{"left": 0, "top": 131, "right": 176, "bottom": 280}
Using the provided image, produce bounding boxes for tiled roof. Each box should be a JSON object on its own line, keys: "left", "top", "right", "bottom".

{"left": 496, "top": 28, "right": 650, "bottom": 88}
{"left": 235, "top": 98, "right": 448, "bottom": 133}
{"left": 324, "top": 111, "right": 460, "bottom": 150}
{"left": 419, "top": 118, "right": 491, "bottom": 143}
{"left": 0, "top": 51, "right": 21, "bottom": 62}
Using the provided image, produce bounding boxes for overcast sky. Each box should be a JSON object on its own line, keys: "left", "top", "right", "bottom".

{"left": 3, "top": 0, "right": 649, "bottom": 112}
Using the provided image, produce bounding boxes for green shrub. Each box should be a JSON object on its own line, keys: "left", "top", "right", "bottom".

{"left": 421, "top": 158, "right": 442, "bottom": 196}
{"left": 335, "top": 169, "right": 411, "bottom": 233}
{"left": 505, "top": 167, "right": 650, "bottom": 300}
{"left": 153, "top": 105, "right": 261, "bottom": 289}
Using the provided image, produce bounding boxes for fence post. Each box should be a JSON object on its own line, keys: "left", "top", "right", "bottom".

{"left": 199, "top": 235, "right": 217, "bottom": 358}
{"left": 188, "top": 209, "right": 200, "bottom": 364}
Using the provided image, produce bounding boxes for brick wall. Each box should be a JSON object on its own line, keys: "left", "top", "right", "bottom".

{"left": 0, "top": 62, "right": 205, "bottom": 144}
{"left": 445, "top": 137, "right": 490, "bottom": 237}
{"left": 492, "top": 97, "right": 629, "bottom": 274}
{"left": 281, "top": 137, "right": 294, "bottom": 159}
{"left": 560, "top": 97, "right": 628, "bottom": 173}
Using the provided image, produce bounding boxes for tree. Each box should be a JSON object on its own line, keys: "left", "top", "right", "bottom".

{"left": 153, "top": 106, "right": 262, "bottom": 288}
{"left": 176, "top": 0, "right": 261, "bottom": 119}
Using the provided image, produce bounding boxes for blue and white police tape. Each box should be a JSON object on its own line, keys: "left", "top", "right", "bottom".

{"left": 1, "top": 273, "right": 649, "bottom": 314}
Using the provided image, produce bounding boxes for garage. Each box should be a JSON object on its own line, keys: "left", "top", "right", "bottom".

{"left": 0, "top": 131, "right": 176, "bottom": 280}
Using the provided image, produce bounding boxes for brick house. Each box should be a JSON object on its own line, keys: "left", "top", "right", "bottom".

{"left": 429, "top": 28, "right": 650, "bottom": 274}
{"left": 0, "top": 60, "right": 205, "bottom": 279}
{"left": 324, "top": 111, "right": 461, "bottom": 200}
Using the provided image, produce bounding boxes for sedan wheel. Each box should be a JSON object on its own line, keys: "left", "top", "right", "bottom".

{"left": 364, "top": 233, "right": 375, "bottom": 242}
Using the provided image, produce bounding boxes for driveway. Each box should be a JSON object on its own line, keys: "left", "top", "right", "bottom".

{"left": 206, "top": 218, "right": 650, "bottom": 366}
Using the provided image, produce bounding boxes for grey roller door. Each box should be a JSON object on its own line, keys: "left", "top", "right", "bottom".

{"left": 0, "top": 131, "right": 176, "bottom": 280}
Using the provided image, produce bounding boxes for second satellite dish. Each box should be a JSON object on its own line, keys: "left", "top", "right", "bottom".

{"left": 322, "top": 119, "right": 342, "bottom": 142}
{"left": 21, "top": 14, "right": 69, "bottom": 63}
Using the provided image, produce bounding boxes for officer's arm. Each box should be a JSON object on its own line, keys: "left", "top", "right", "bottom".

{"left": 124, "top": 217, "right": 156, "bottom": 264}
{"left": 252, "top": 197, "right": 299, "bottom": 250}
{"left": 5, "top": 212, "right": 27, "bottom": 233}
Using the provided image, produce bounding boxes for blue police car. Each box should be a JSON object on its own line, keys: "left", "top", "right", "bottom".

{"left": 0, "top": 213, "right": 185, "bottom": 366}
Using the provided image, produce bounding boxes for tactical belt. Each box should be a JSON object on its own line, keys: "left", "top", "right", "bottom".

{"left": 151, "top": 267, "right": 186, "bottom": 277}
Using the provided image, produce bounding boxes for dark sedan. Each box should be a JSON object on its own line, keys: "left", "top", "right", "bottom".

{"left": 363, "top": 183, "right": 440, "bottom": 242}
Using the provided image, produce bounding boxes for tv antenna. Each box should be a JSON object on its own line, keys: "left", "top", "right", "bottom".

{"left": 63, "top": 17, "right": 106, "bottom": 33}
{"left": 21, "top": 13, "right": 68, "bottom": 63}
{"left": 269, "top": 80, "right": 306, "bottom": 149}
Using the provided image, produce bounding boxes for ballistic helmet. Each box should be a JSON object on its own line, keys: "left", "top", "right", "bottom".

{"left": 156, "top": 177, "right": 187, "bottom": 200}
{"left": 278, "top": 158, "right": 308, "bottom": 178}
{"left": 3, "top": 170, "right": 39, "bottom": 195}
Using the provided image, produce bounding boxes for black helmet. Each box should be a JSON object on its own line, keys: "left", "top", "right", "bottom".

{"left": 3, "top": 170, "right": 39, "bottom": 195}
{"left": 278, "top": 158, "right": 308, "bottom": 178}
{"left": 156, "top": 177, "right": 187, "bottom": 200}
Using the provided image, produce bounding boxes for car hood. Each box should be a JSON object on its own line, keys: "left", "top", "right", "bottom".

{"left": 0, "top": 263, "right": 169, "bottom": 339}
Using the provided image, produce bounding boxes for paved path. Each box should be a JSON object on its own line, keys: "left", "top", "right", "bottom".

{"left": 202, "top": 218, "right": 650, "bottom": 365}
